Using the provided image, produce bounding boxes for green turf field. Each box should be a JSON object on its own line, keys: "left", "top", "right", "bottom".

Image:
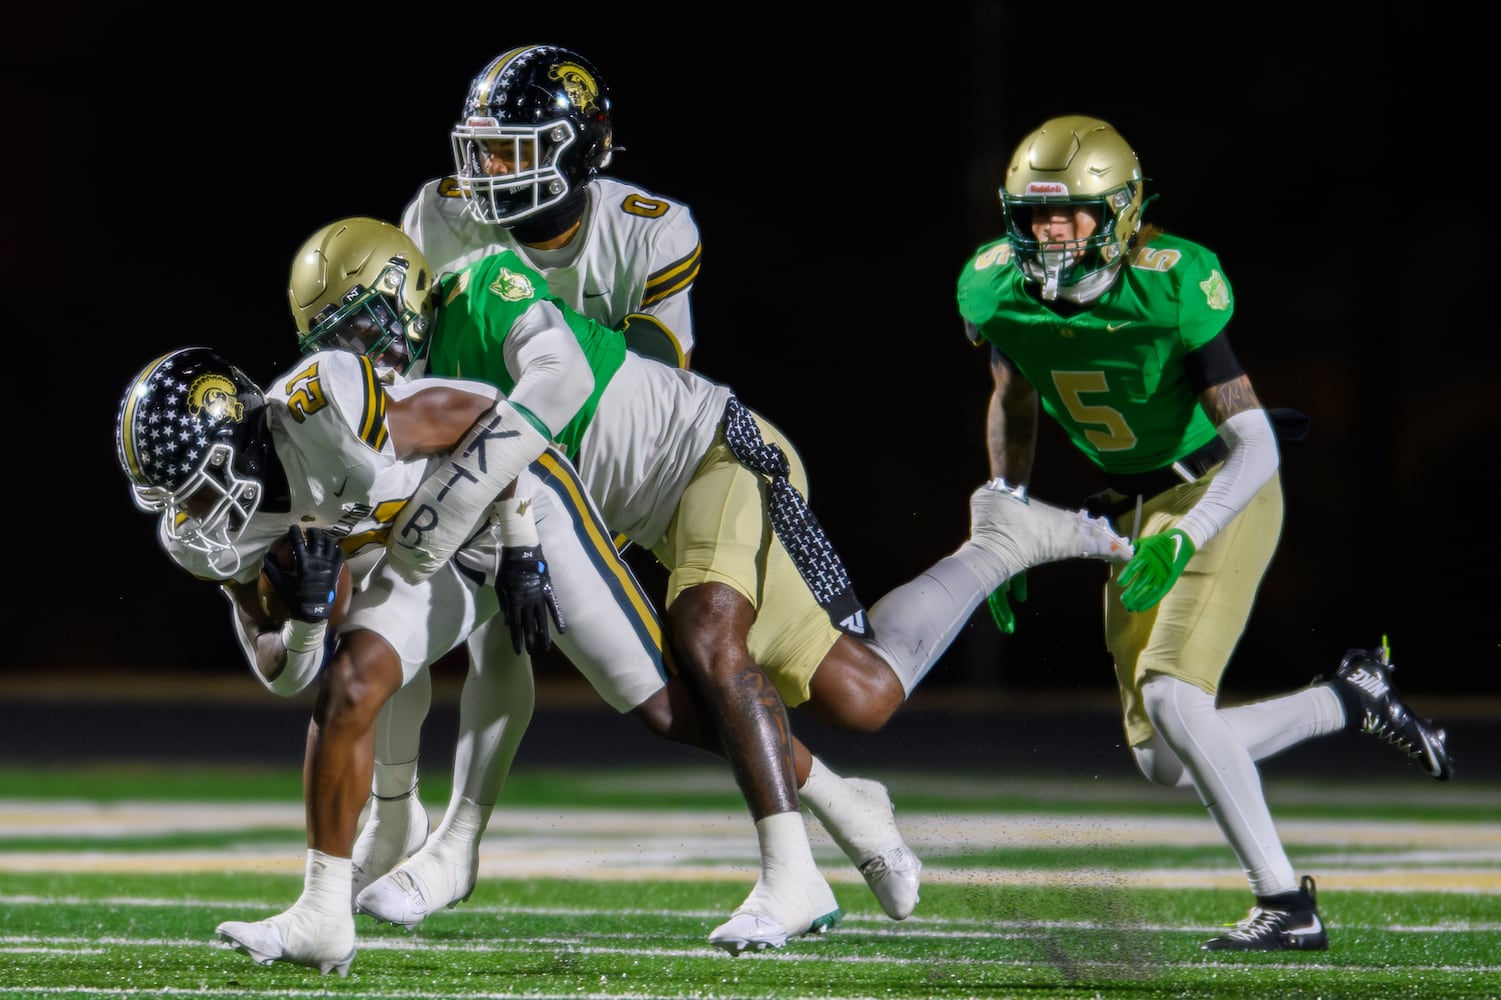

{"left": 1, "top": 763, "right": 1498, "bottom": 999}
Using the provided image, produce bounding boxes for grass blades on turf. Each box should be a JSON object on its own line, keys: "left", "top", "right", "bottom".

{"left": 1, "top": 763, "right": 1499, "bottom": 999}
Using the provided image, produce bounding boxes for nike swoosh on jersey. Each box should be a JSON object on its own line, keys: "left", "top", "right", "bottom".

{"left": 332, "top": 478, "right": 349, "bottom": 498}
{"left": 1106, "top": 321, "right": 1134, "bottom": 332}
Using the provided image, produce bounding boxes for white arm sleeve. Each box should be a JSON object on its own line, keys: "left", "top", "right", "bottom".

{"left": 1175, "top": 408, "right": 1279, "bottom": 552}
{"left": 503, "top": 300, "right": 594, "bottom": 434}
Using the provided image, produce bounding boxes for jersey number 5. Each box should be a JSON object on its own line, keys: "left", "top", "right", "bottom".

{"left": 1051, "top": 370, "right": 1136, "bottom": 452}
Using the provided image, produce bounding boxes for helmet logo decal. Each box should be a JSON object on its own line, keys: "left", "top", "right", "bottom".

{"left": 488, "top": 267, "right": 535, "bottom": 302}
{"left": 1025, "top": 182, "right": 1070, "bottom": 196}
{"left": 550, "top": 62, "right": 601, "bottom": 113}
{"left": 187, "top": 374, "right": 246, "bottom": 424}
{"left": 1199, "top": 270, "right": 1231, "bottom": 311}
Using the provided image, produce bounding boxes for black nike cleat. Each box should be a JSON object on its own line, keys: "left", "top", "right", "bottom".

{"left": 1202, "top": 875, "right": 1328, "bottom": 952}
{"left": 1326, "top": 642, "right": 1454, "bottom": 781}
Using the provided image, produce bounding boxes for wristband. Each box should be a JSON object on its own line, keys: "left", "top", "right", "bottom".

{"left": 495, "top": 495, "right": 540, "bottom": 547}
{"left": 282, "top": 618, "right": 328, "bottom": 653}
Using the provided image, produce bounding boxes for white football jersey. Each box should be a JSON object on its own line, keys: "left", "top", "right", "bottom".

{"left": 402, "top": 175, "right": 701, "bottom": 362}
{"left": 162, "top": 351, "right": 439, "bottom": 587}
{"left": 161, "top": 349, "right": 667, "bottom": 706}
{"left": 574, "top": 351, "right": 731, "bottom": 550}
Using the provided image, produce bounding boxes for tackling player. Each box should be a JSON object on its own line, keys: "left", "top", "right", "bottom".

{"left": 286, "top": 216, "right": 1134, "bottom": 954}
{"left": 357, "top": 44, "right": 923, "bottom": 930}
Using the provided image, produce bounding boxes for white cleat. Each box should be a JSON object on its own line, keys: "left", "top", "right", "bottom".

{"left": 857, "top": 843, "right": 923, "bottom": 921}
{"left": 214, "top": 906, "right": 355, "bottom": 977}
{"left": 707, "top": 877, "right": 842, "bottom": 956}
{"left": 350, "top": 791, "right": 430, "bottom": 904}
{"left": 970, "top": 478, "right": 1133, "bottom": 569}
{"left": 355, "top": 835, "right": 479, "bottom": 930}
{"left": 811, "top": 777, "right": 922, "bottom": 920}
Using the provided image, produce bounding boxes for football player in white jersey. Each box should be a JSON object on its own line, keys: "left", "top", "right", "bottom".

{"left": 116, "top": 347, "right": 549, "bottom": 974}
{"left": 287, "top": 217, "right": 1134, "bottom": 955}
{"left": 377, "top": 45, "right": 947, "bottom": 939}
{"left": 402, "top": 44, "right": 700, "bottom": 365}
{"left": 117, "top": 347, "right": 931, "bottom": 973}
{"left": 355, "top": 41, "right": 722, "bottom": 924}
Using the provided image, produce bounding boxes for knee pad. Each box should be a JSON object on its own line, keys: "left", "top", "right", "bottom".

{"left": 1140, "top": 672, "right": 1217, "bottom": 752}
{"left": 1130, "top": 732, "right": 1190, "bottom": 788}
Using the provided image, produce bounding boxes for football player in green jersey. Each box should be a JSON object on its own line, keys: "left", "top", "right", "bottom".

{"left": 288, "top": 216, "right": 1132, "bottom": 954}
{"left": 956, "top": 115, "right": 1454, "bottom": 952}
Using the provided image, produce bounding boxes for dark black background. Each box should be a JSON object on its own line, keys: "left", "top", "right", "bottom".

{"left": 4, "top": 6, "right": 1494, "bottom": 703}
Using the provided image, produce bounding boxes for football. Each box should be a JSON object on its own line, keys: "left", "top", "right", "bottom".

{"left": 257, "top": 529, "right": 353, "bottom": 628}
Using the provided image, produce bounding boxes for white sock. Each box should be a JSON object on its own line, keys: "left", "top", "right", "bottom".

{"left": 1141, "top": 675, "right": 1297, "bottom": 897}
{"left": 865, "top": 553, "right": 991, "bottom": 695}
{"left": 453, "top": 619, "right": 535, "bottom": 804}
{"left": 372, "top": 670, "right": 431, "bottom": 798}
{"left": 431, "top": 795, "right": 488, "bottom": 850}
{"left": 798, "top": 758, "right": 881, "bottom": 861}
{"left": 298, "top": 849, "right": 353, "bottom": 917}
{"left": 1134, "top": 684, "right": 1347, "bottom": 789}
{"left": 1222, "top": 684, "right": 1346, "bottom": 759}
{"left": 370, "top": 760, "right": 419, "bottom": 801}
{"left": 754, "top": 810, "right": 819, "bottom": 884}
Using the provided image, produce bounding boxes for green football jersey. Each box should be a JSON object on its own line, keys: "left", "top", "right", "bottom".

{"left": 957, "top": 233, "right": 1232, "bottom": 475}
{"left": 423, "top": 251, "right": 628, "bottom": 459}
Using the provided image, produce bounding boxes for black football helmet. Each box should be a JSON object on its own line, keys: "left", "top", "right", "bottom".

{"left": 451, "top": 44, "right": 616, "bottom": 226}
{"left": 115, "top": 347, "right": 274, "bottom": 561}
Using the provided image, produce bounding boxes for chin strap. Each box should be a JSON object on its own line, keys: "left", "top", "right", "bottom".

{"left": 509, "top": 188, "right": 587, "bottom": 243}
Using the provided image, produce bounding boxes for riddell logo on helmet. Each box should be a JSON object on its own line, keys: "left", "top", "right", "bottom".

{"left": 1026, "top": 182, "right": 1070, "bottom": 195}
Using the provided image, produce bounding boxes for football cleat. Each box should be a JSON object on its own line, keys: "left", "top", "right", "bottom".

{"left": 350, "top": 789, "right": 431, "bottom": 904}
{"left": 857, "top": 845, "right": 923, "bottom": 921}
{"left": 707, "top": 877, "right": 842, "bottom": 956}
{"left": 1326, "top": 642, "right": 1454, "bottom": 781}
{"left": 1202, "top": 875, "right": 1328, "bottom": 952}
{"left": 804, "top": 777, "right": 922, "bottom": 920}
{"left": 215, "top": 906, "right": 356, "bottom": 976}
{"left": 969, "top": 479, "right": 1133, "bottom": 575}
{"left": 355, "top": 832, "right": 479, "bottom": 930}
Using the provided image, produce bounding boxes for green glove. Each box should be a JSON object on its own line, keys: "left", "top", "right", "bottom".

{"left": 1118, "top": 529, "right": 1195, "bottom": 613}
{"left": 986, "top": 573, "right": 1027, "bottom": 634}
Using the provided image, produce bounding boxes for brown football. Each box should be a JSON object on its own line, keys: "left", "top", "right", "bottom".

{"left": 257, "top": 529, "right": 353, "bottom": 628}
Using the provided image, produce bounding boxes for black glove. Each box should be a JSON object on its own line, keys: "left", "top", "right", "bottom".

{"left": 498, "top": 544, "right": 565, "bottom": 655}
{"left": 262, "top": 526, "right": 345, "bottom": 622}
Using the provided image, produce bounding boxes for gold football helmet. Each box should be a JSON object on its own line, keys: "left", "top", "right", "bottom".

{"left": 1000, "top": 115, "right": 1145, "bottom": 304}
{"left": 288, "top": 217, "right": 435, "bottom": 372}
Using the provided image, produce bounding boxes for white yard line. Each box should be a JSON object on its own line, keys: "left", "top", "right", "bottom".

{"left": 1, "top": 801, "right": 1498, "bottom": 890}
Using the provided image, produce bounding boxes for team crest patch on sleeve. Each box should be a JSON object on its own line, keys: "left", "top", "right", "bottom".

{"left": 489, "top": 267, "right": 535, "bottom": 301}
{"left": 1200, "top": 269, "right": 1231, "bottom": 310}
